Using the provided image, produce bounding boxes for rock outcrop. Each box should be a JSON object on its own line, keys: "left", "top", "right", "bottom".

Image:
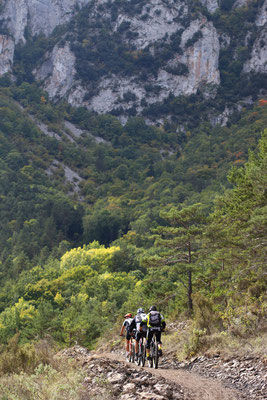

{"left": 28, "top": 0, "right": 221, "bottom": 114}
{"left": 1, "top": 0, "right": 91, "bottom": 43}
{"left": 243, "top": 26, "right": 267, "bottom": 74}
{"left": 199, "top": 0, "right": 219, "bottom": 13}
{"left": 112, "top": 0, "right": 187, "bottom": 50}
{"left": 59, "top": 345, "right": 267, "bottom": 400}
{"left": 256, "top": 0, "right": 267, "bottom": 26}
{"left": 0, "top": 34, "right": 14, "bottom": 75}
{"left": 81, "top": 18, "right": 219, "bottom": 114}
{"left": 34, "top": 42, "right": 77, "bottom": 99}
{"left": 0, "top": 0, "right": 266, "bottom": 119}
{"left": 60, "top": 346, "right": 187, "bottom": 400}
{"left": 180, "top": 354, "right": 267, "bottom": 400}
{"left": 1, "top": 0, "right": 28, "bottom": 44}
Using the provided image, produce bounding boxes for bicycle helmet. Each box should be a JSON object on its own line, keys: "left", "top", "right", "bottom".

{"left": 137, "top": 308, "right": 144, "bottom": 314}
{"left": 124, "top": 313, "right": 132, "bottom": 318}
{"left": 149, "top": 305, "right": 157, "bottom": 312}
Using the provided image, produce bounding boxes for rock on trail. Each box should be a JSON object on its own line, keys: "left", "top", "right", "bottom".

{"left": 59, "top": 346, "right": 258, "bottom": 400}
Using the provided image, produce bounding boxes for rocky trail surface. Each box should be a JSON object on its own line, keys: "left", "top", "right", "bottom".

{"left": 59, "top": 346, "right": 266, "bottom": 400}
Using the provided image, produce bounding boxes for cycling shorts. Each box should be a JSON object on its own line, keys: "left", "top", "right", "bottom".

{"left": 135, "top": 330, "right": 146, "bottom": 341}
{"left": 126, "top": 328, "right": 135, "bottom": 341}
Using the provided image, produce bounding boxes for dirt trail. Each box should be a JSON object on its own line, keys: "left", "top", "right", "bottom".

{"left": 94, "top": 352, "right": 244, "bottom": 400}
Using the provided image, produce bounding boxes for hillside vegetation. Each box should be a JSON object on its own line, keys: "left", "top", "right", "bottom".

{"left": 0, "top": 79, "right": 266, "bottom": 360}
{"left": 0, "top": 2, "right": 266, "bottom": 398}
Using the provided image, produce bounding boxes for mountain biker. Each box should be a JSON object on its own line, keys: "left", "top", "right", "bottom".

{"left": 142, "top": 305, "right": 166, "bottom": 359}
{"left": 120, "top": 313, "right": 133, "bottom": 359}
{"left": 129, "top": 307, "right": 147, "bottom": 361}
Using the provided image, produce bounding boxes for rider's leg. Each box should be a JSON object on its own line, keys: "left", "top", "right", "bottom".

{"left": 143, "top": 331, "right": 147, "bottom": 347}
{"left": 146, "top": 330, "right": 153, "bottom": 359}
{"left": 135, "top": 331, "right": 141, "bottom": 354}
{"left": 156, "top": 331, "right": 162, "bottom": 355}
{"left": 135, "top": 339, "right": 139, "bottom": 354}
{"left": 126, "top": 331, "right": 131, "bottom": 354}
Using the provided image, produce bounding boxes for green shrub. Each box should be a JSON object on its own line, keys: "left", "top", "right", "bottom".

{"left": 0, "top": 334, "right": 58, "bottom": 375}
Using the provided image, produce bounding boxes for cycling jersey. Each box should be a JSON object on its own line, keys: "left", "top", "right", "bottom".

{"left": 130, "top": 313, "right": 147, "bottom": 332}
{"left": 130, "top": 313, "right": 147, "bottom": 342}
{"left": 142, "top": 311, "right": 165, "bottom": 329}
{"left": 121, "top": 317, "right": 134, "bottom": 341}
{"left": 123, "top": 317, "right": 133, "bottom": 330}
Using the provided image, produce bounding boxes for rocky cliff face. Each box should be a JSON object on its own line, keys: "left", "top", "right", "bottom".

{"left": 243, "top": 0, "right": 267, "bottom": 74}
{"left": 1, "top": 0, "right": 91, "bottom": 43}
{"left": 34, "top": 0, "right": 221, "bottom": 115}
{"left": 77, "top": 17, "right": 220, "bottom": 115}
{"left": 244, "top": 26, "right": 267, "bottom": 74}
{"left": 256, "top": 0, "right": 267, "bottom": 26}
{"left": 34, "top": 42, "right": 77, "bottom": 99}
{"left": 0, "top": 34, "right": 14, "bottom": 75}
{"left": 0, "top": 0, "right": 266, "bottom": 120}
{"left": 199, "top": 0, "right": 219, "bottom": 13}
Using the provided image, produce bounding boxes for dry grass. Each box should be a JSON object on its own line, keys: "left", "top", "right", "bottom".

{"left": 0, "top": 335, "right": 89, "bottom": 400}
{"left": 0, "top": 362, "right": 88, "bottom": 400}
{"left": 163, "top": 320, "right": 267, "bottom": 361}
{"left": 94, "top": 323, "right": 123, "bottom": 353}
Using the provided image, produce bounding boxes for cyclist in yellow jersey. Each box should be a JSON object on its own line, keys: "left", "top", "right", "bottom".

{"left": 142, "top": 305, "right": 166, "bottom": 359}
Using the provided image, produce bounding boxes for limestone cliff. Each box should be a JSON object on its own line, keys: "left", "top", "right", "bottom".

{"left": 256, "top": 0, "right": 267, "bottom": 26}
{"left": 33, "top": 0, "right": 221, "bottom": 115}
{"left": 199, "top": 0, "right": 219, "bottom": 13}
{"left": 244, "top": 26, "right": 267, "bottom": 74}
{"left": 243, "top": 0, "right": 267, "bottom": 73}
{"left": 34, "top": 42, "right": 77, "bottom": 99}
{"left": 78, "top": 17, "right": 220, "bottom": 115}
{"left": 0, "top": 0, "right": 266, "bottom": 121}
{"left": 0, "top": 34, "right": 14, "bottom": 75}
{"left": 1, "top": 0, "right": 91, "bottom": 43}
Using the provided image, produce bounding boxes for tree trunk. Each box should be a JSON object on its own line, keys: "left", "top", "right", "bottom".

{"left": 188, "top": 241, "right": 193, "bottom": 311}
{"left": 187, "top": 268, "right": 193, "bottom": 311}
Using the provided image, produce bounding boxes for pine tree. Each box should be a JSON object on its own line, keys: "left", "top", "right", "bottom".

{"left": 146, "top": 203, "right": 206, "bottom": 312}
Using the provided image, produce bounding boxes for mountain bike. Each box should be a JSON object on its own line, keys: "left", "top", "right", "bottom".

{"left": 135, "top": 334, "right": 146, "bottom": 367}
{"left": 147, "top": 329, "right": 161, "bottom": 369}
{"left": 129, "top": 330, "right": 136, "bottom": 363}
{"left": 122, "top": 330, "right": 135, "bottom": 362}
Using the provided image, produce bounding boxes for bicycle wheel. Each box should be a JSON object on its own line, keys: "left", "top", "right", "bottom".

{"left": 135, "top": 341, "right": 141, "bottom": 366}
{"left": 153, "top": 342, "right": 159, "bottom": 369}
{"left": 148, "top": 342, "right": 154, "bottom": 368}
{"left": 130, "top": 341, "right": 135, "bottom": 363}
{"left": 135, "top": 343, "right": 140, "bottom": 366}
{"left": 141, "top": 342, "right": 146, "bottom": 367}
{"left": 129, "top": 341, "right": 132, "bottom": 362}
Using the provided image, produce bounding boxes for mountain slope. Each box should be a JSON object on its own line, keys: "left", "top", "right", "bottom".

{"left": 0, "top": 0, "right": 266, "bottom": 123}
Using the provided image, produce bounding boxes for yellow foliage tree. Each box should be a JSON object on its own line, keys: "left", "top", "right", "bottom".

{"left": 60, "top": 242, "right": 120, "bottom": 273}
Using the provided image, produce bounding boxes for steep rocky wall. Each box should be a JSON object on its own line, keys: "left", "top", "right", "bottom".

{"left": 244, "top": 26, "right": 267, "bottom": 74}
{"left": 199, "top": 0, "right": 219, "bottom": 13}
{"left": 256, "top": 0, "right": 267, "bottom": 26}
{"left": 1, "top": 0, "right": 91, "bottom": 43}
{"left": 78, "top": 17, "right": 220, "bottom": 114}
{"left": 31, "top": 0, "right": 220, "bottom": 115}
{"left": 34, "top": 42, "right": 77, "bottom": 99}
{"left": 112, "top": 0, "right": 187, "bottom": 50}
{"left": 0, "top": 34, "right": 14, "bottom": 75}
{"left": 0, "top": 0, "right": 266, "bottom": 120}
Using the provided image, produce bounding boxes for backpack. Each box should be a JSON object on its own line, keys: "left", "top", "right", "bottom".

{"left": 135, "top": 313, "right": 146, "bottom": 324}
{"left": 149, "top": 311, "right": 161, "bottom": 327}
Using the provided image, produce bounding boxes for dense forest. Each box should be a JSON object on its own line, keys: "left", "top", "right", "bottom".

{"left": 0, "top": 77, "right": 266, "bottom": 357}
